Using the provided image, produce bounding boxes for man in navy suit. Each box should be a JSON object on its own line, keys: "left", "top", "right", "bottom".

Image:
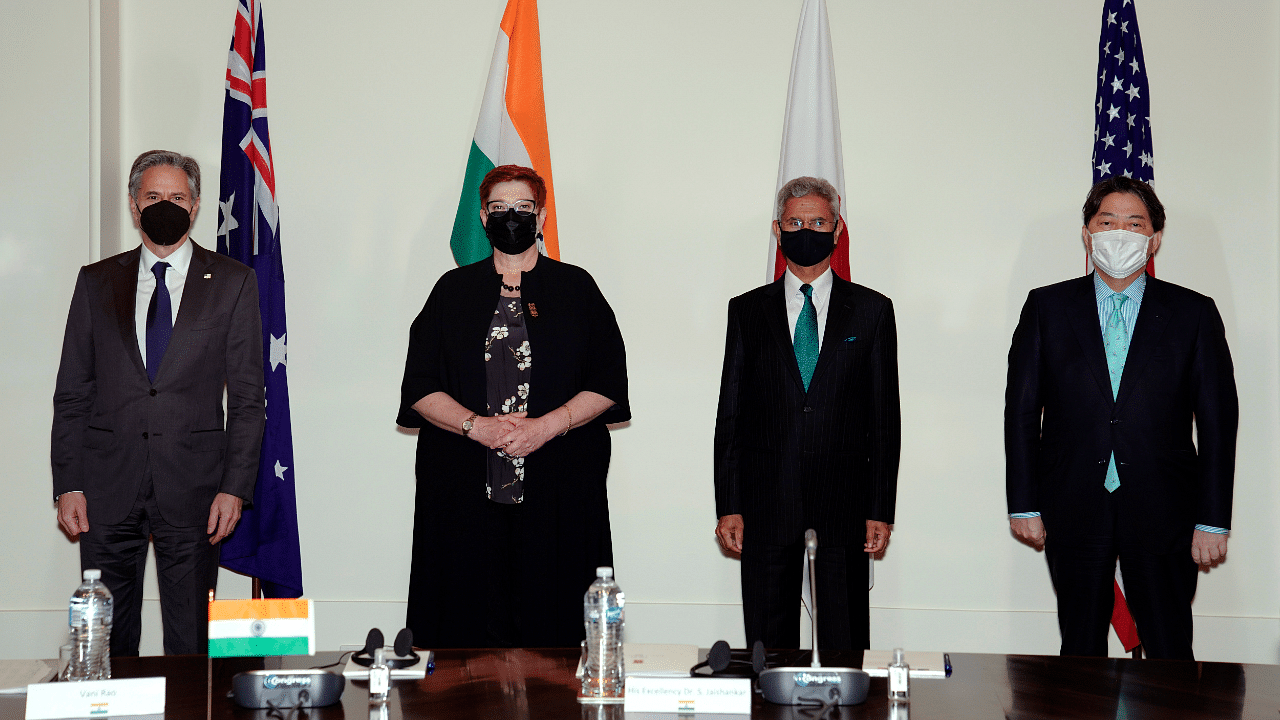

{"left": 52, "top": 150, "right": 265, "bottom": 655}
{"left": 1006, "top": 177, "right": 1237, "bottom": 660}
{"left": 714, "top": 176, "right": 900, "bottom": 650}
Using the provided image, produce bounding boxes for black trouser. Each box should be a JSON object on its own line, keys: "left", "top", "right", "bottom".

{"left": 1045, "top": 487, "right": 1199, "bottom": 660}
{"left": 741, "top": 535, "right": 870, "bottom": 650}
{"left": 78, "top": 472, "right": 219, "bottom": 656}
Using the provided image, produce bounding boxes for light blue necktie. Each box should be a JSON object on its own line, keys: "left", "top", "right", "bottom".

{"left": 1103, "top": 293, "right": 1129, "bottom": 493}
{"left": 794, "top": 284, "right": 819, "bottom": 392}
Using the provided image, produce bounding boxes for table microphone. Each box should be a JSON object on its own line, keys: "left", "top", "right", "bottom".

{"left": 757, "top": 529, "right": 870, "bottom": 706}
{"left": 229, "top": 669, "right": 345, "bottom": 709}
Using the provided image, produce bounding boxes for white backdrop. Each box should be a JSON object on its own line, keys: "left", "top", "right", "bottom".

{"left": 2, "top": 0, "right": 1276, "bottom": 663}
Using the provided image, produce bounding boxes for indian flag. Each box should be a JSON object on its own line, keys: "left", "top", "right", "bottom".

{"left": 450, "top": 0, "right": 558, "bottom": 266}
{"left": 769, "top": 0, "right": 850, "bottom": 283}
{"left": 208, "top": 599, "right": 315, "bottom": 657}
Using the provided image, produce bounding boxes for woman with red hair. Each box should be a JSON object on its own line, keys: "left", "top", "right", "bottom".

{"left": 398, "top": 165, "right": 630, "bottom": 648}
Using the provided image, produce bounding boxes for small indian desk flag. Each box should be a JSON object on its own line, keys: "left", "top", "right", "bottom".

{"left": 208, "top": 599, "right": 315, "bottom": 657}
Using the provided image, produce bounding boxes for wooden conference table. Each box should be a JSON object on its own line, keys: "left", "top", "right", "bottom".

{"left": 3, "top": 648, "right": 1277, "bottom": 719}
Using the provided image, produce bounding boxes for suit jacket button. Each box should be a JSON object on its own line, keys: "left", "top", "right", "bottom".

{"left": 149, "top": 389, "right": 157, "bottom": 397}
{"left": 142, "top": 432, "right": 149, "bottom": 439}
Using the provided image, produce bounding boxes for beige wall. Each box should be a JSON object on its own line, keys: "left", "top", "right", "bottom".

{"left": 2, "top": 0, "right": 1277, "bottom": 662}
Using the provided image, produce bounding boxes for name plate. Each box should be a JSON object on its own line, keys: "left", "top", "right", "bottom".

{"left": 26, "top": 677, "right": 165, "bottom": 720}
{"left": 623, "top": 676, "right": 751, "bottom": 714}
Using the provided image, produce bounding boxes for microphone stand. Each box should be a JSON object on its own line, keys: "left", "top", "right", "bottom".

{"left": 757, "top": 529, "right": 870, "bottom": 706}
{"left": 806, "top": 529, "right": 821, "bottom": 670}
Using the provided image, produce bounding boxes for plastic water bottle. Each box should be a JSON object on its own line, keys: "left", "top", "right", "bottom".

{"left": 887, "top": 647, "right": 909, "bottom": 701}
{"left": 66, "top": 569, "right": 112, "bottom": 681}
{"left": 581, "top": 566, "right": 625, "bottom": 701}
{"left": 368, "top": 647, "right": 390, "bottom": 703}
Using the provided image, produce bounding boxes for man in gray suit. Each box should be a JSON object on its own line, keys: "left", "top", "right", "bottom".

{"left": 52, "top": 150, "right": 265, "bottom": 655}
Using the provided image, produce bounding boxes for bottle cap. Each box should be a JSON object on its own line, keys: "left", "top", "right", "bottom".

{"left": 596, "top": 566, "right": 613, "bottom": 579}
{"left": 84, "top": 569, "right": 101, "bottom": 581}
{"left": 893, "top": 648, "right": 905, "bottom": 663}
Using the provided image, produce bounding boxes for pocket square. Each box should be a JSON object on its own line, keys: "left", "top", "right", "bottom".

{"left": 844, "top": 336, "right": 857, "bottom": 342}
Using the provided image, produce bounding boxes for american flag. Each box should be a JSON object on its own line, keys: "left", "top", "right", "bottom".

{"left": 216, "top": 0, "right": 303, "bottom": 599}
{"left": 1092, "top": 0, "right": 1153, "bottom": 184}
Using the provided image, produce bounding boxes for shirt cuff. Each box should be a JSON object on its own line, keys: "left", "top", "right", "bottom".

{"left": 1194, "top": 524, "right": 1228, "bottom": 534}
{"left": 1009, "top": 512, "right": 1041, "bottom": 519}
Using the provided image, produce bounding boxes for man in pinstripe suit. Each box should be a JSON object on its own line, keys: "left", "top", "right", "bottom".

{"left": 714, "top": 177, "right": 901, "bottom": 650}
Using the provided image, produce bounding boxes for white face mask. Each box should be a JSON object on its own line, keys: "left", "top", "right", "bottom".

{"left": 1090, "top": 229, "right": 1152, "bottom": 279}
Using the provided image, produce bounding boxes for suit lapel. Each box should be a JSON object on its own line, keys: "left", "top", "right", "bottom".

{"left": 111, "top": 248, "right": 148, "bottom": 380}
{"left": 1064, "top": 275, "right": 1114, "bottom": 407}
{"left": 156, "top": 242, "right": 214, "bottom": 382}
{"left": 1115, "top": 277, "right": 1170, "bottom": 410}
{"left": 762, "top": 280, "right": 805, "bottom": 391}
{"left": 809, "top": 279, "right": 854, "bottom": 391}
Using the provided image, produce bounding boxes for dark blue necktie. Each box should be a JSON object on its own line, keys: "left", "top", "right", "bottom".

{"left": 146, "top": 262, "right": 172, "bottom": 384}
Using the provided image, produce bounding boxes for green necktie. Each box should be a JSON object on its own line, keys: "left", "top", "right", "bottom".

{"left": 1103, "top": 293, "right": 1129, "bottom": 493}
{"left": 795, "top": 284, "right": 819, "bottom": 392}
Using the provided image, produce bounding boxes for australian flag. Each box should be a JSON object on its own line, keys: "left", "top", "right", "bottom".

{"left": 216, "top": 0, "right": 303, "bottom": 599}
{"left": 1092, "top": 0, "right": 1153, "bottom": 185}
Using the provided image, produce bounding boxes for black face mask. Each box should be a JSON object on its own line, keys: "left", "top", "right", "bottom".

{"left": 778, "top": 227, "right": 836, "bottom": 268}
{"left": 484, "top": 209, "right": 539, "bottom": 255}
{"left": 139, "top": 200, "right": 191, "bottom": 247}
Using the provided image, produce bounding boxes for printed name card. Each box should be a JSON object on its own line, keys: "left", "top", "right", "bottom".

{"left": 623, "top": 676, "right": 751, "bottom": 714}
{"left": 26, "top": 677, "right": 165, "bottom": 719}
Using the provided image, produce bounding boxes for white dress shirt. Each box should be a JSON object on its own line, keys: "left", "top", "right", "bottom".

{"left": 783, "top": 266, "right": 834, "bottom": 350}
{"left": 135, "top": 239, "right": 193, "bottom": 368}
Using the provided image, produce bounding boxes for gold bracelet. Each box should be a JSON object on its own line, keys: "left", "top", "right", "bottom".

{"left": 559, "top": 405, "right": 573, "bottom": 436}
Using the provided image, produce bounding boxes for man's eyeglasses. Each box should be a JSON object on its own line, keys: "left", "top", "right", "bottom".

{"left": 779, "top": 217, "right": 835, "bottom": 231}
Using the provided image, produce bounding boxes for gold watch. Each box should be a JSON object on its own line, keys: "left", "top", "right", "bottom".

{"left": 462, "top": 412, "right": 479, "bottom": 436}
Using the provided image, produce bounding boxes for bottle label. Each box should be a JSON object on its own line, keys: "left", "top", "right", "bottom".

{"left": 605, "top": 606, "right": 622, "bottom": 623}
{"left": 888, "top": 665, "right": 909, "bottom": 693}
{"left": 68, "top": 597, "right": 111, "bottom": 628}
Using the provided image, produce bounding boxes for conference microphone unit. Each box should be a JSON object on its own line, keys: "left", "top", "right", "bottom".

{"left": 229, "top": 669, "right": 345, "bottom": 709}
{"left": 757, "top": 529, "right": 870, "bottom": 706}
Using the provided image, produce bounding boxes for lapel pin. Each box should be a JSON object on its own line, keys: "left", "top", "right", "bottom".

{"left": 527, "top": 303, "right": 538, "bottom": 318}
{"left": 204, "top": 273, "right": 212, "bottom": 279}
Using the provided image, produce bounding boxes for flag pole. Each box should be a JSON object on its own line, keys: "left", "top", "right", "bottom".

{"left": 216, "top": 0, "right": 304, "bottom": 599}
{"left": 1091, "top": 0, "right": 1154, "bottom": 656}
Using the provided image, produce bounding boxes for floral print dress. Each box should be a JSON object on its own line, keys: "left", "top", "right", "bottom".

{"left": 484, "top": 296, "right": 531, "bottom": 503}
